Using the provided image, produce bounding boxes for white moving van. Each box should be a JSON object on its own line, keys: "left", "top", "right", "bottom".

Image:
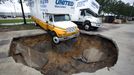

{"left": 70, "top": 0, "right": 102, "bottom": 30}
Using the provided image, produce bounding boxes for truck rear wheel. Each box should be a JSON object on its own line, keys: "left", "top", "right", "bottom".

{"left": 34, "top": 23, "right": 38, "bottom": 26}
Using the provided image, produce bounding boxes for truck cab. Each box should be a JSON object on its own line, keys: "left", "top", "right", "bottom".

{"left": 46, "top": 14, "right": 79, "bottom": 44}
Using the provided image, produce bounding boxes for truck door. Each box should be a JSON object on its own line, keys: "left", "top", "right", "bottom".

{"left": 79, "top": 10, "right": 85, "bottom": 22}
{"left": 48, "top": 15, "right": 54, "bottom": 30}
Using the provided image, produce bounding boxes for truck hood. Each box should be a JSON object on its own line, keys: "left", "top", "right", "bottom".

{"left": 53, "top": 21, "right": 77, "bottom": 29}
{"left": 85, "top": 16, "right": 101, "bottom": 23}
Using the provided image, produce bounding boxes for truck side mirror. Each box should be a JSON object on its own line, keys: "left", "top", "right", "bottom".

{"left": 46, "top": 21, "right": 48, "bottom": 23}
{"left": 80, "top": 10, "right": 85, "bottom": 16}
{"left": 50, "top": 17, "right": 53, "bottom": 22}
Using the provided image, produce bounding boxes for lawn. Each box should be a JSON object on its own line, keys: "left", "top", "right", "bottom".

{"left": 0, "top": 18, "right": 33, "bottom": 24}
{"left": 0, "top": 24, "right": 40, "bottom": 32}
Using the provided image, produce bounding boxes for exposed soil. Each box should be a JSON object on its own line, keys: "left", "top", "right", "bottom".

{"left": 10, "top": 33, "right": 118, "bottom": 75}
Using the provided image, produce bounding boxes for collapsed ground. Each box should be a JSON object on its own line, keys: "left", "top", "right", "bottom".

{"left": 10, "top": 34, "right": 118, "bottom": 75}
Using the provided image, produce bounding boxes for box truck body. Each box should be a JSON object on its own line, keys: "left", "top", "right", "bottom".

{"left": 28, "top": 0, "right": 79, "bottom": 44}
{"left": 70, "top": 0, "right": 102, "bottom": 30}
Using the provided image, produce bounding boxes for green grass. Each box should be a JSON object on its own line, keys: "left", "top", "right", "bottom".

{"left": 0, "top": 18, "right": 33, "bottom": 24}
{"left": 0, "top": 24, "right": 40, "bottom": 32}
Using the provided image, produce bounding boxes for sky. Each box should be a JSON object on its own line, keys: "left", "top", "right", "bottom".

{"left": 0, "top": 0, "right": 133, "bottom": 13}
{"left": 0, "top": 0, "right": 30, "bottom": 13}
{"left": 121, "top": 0, "right": 134, "bottom": 5}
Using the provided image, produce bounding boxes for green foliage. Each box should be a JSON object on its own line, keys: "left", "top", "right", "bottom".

{"left": 0, "top": 19, "right": 33, "bottom": 24}
{"left": 0, "top": 24, "right": 39, "bottom": 32}
{"left": 96, "top": 0, "right": 134, "bottom": 17}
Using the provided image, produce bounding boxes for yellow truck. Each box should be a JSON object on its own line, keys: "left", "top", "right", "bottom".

{"left": 29, "top": 0, "right": 79, "bottom": 44}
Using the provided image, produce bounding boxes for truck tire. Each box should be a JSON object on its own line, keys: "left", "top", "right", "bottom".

{"left": 34, "top": 23, "right": 37, "bottom": 26}
{"left": 34, "top": 23, "right": 39, "bottom": 27}
{"left": 52, "top": 36, "right": 60, "bottom": 44}
{"left": 50, "top": 31, "right": 60, "bottom": 44}
{"left": 84, "top": 22, "right": 91, "bottom": 31}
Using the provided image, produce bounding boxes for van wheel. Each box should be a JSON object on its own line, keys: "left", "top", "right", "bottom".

{"left": 84, "top": 22, "right": 91, "bottom": 31}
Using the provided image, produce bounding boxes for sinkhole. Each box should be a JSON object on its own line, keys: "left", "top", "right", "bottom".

{"left": 9, "top": 33, "right": 118, "bottom": 75}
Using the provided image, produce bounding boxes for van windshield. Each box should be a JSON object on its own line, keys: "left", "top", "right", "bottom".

{"left": 88, "top": 9, "right": 99, "bottom": 17}
{"left": 81, "top": 9, "right": 98, "bottom": 17}
{"left": 54, "top": 14, "right": 71, "bottom": 22}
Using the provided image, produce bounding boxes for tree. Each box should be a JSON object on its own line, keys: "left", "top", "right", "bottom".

{"left": 96, "top": 0, "right": 117, "bottom": 14}
{"left": 96, "top": 0, "right": 134, "bottom": 17}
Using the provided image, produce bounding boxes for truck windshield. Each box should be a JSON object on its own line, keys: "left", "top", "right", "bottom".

{"left": 84, "top": 9, "right": 98, "bottom": 17}
{"left": 54, "top": 14, "right": 71, "bottom": 22}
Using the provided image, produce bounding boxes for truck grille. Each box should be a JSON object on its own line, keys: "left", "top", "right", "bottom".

{"left": 66, "top": 27, "right": 76, "bottom": 33}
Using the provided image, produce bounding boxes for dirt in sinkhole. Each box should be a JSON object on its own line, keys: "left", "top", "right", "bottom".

{"left": 9, "top": 34, "right": 118, "bottom": 75}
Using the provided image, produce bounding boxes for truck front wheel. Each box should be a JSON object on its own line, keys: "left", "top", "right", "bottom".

{"left": 49, "top": 31, "right": 60, "bottom": 44}
{"left": 52, "top": 36, "right": 60, "bottom": 44}
{"left": 84, "top": 22, "right": 91, "bottom": 31}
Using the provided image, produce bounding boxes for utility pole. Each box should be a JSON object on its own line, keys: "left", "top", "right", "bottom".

{"left": 20, "top": 0, "right": 26, "bottom": 24}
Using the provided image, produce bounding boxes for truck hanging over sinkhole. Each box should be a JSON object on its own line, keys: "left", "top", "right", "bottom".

{"left": 28, "top": 0, "right": 80, "bottom": 44}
